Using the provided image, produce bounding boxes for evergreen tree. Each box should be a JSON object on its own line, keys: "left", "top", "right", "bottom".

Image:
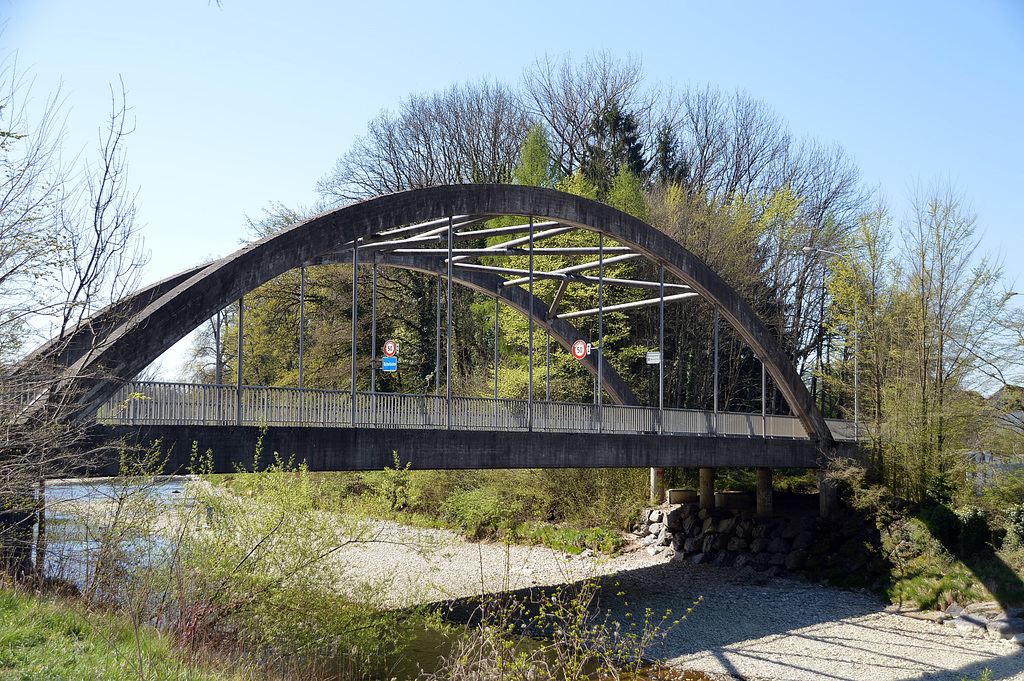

{"left": 581, "top": 100, "right": 646, "bottom": 198}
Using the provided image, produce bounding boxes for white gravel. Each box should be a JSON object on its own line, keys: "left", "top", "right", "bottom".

{"left": 336, "top": 520, "right": 1024, "bottom": 681}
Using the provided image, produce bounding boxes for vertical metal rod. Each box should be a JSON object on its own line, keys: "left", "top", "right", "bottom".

{"left": 659, "top": 264, "right": 665, "bottom": 435}
{"left": 713, "top": 304, "right": 719, "bottom": 435}
{"left": 351, "top": 242, "right": 358, "bottom": 426}
{"left": 298, "top": 267, "right": 305, "bottom": 390}
{"left": 236, "top": 297, "right": 243, "bottom": 427}
{"left": 435, "top": 277, "right": 441, "bottom": 397}
{"left": 371, "top": 259, "right": 377, "bottom": 426}
{"left": 494, "top": 290, "right": 499, "bottom": 401}
{"left": 762, "top": 359, "right": 767, "bottom": 437}
{"left": 598, "top": 233, "right": 604, "bottom": 433}
{"left": 446, "top": 216, "right": 453, "bottom": 428}
{"left": 214, "top": 310, "right": 222, "bottom": 386}
{"left": 546, "top": 332, "right": 551, "bottom": 402}
{"left": 528, "top": 217, "right": 534, "bottom": 432}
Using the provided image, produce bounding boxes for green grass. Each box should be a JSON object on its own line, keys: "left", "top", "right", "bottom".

{"left": 0, "top": 588, "right": 252, "bottom": 681}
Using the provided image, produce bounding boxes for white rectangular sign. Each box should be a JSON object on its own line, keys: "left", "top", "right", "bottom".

{"left": 646, "top": 351, "right": 661, "bottom": 364}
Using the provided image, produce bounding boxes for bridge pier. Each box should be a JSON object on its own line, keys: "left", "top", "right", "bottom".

{"left": 756, "top": 467, "right": 773, "bottom": 517}
{"left": 649, "top": 467, "right": 665, "bottom": 504}
{"left": 699, "top": 467, "right": 715, "bottom": 509}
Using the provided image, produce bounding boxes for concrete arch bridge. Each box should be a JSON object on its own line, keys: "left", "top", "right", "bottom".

{"left": 12, "top": 185, "right": 858, "bottom": 511}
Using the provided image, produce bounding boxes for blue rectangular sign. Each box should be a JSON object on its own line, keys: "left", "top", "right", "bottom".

{"left": 382, "top": 356, "right": 398, "bottom": 372}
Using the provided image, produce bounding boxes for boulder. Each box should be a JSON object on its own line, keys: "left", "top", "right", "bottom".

{"left": 683, "top": 537, "right": 703, "bottom": 554}
{"left": 702, "top": 517, "right": 718, "bottom": 534}
{"left": 767, "top": 537, "right": 792, "bottom": 554}
{"left": 751, "top": 553, "right": 772, "bottom": 571}
{"left": 792, "top": 532, "right": 815, "bottom": 551}
{"left": 734, "top": 553, "right": 754, "bottom": 569}
{"left": 648, "top": 509, "right": 664, "bottom": 524}
{"left": 717, "top": 516, "right": 738, "bottom": 534}
{"left": 785, "top": 549, "right": 809, "bottom": 570}
{"left": 769, "top": 552, "right": 788, "bottom": 566}
{"left": 766, "top": 565, "right": 785, "bottom": 578}
{"left": 703, "top": 533, "right": 725, "bottom": 554}
{"left": 965, "top": 601, "right": 1000, "bottom": 614}
{"left": 665, "top": 506, "right": 685, "bottom": 531}
{"left": 953, "top": 615, "right": 989, "bottom": 637}
{"left": 657, "top": 527, "right": 671, "bottom": 546}
{"left": 749, "top": 538, "right": 771, "bottom": 554}
{"left": 648, "top": 522, "right": 666, "bottom": 536}
{"left": 641, "top": 534, "right": 658, "bottom": 548}
{"left": 712, "top": 550, "right": 736, "bottom": 568}
{"left": 945, "top": 604, "right": 965, "bottom": 618}
{"left": 727, "top": 537, "right": 750, "bottom": 553}
{"left": 987, "top": 618, "right": 1024, "bottom": 640}
{"left": 735, "top": 520, "right": 755, "bottom": 540}
{"left": 692, "top": 552, "right": 714, "bottom": 565}
{"left": 781, "top": 517, "right": 813, "bottom": 539}
{"left": 683, "top": 515, "right": 703, "bottom": 536}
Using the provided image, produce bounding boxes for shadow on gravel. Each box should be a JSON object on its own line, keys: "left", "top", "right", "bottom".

{"left": 427, "top": 558, "right": 1024, "bottom": 681}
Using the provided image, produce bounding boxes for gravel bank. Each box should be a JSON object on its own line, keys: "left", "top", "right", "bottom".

{"left": 337, "top": 520, "right": 1024, "bottom": 681}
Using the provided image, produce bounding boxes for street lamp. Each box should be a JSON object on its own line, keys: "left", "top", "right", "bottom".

{"left": 801, "top": 246, "right": 859, "bottom": 440}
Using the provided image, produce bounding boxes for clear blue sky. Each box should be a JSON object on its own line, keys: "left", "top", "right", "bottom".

{"left": 4, "top": 0, "right": 1024, "bottom": 376}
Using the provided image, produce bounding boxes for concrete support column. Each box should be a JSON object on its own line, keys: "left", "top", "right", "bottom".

{"left": 756, "top": 467, "right": 773, "bottom": 517}
{"left": 649, "top": 467, "right": 665, "bottom": 505}
{"left": 818, "top": 469, "right": 838, "bottom": 519}
{"left": 699, "top": 467, "right": 715, "bottom": 510}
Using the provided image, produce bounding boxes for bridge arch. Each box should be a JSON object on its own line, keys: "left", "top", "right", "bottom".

{"left": 40, "top": 184, "right": 832, "bottom": 445}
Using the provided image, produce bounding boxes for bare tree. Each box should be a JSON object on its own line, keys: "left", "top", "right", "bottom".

{"left": 1, "top": 66, "right": 148, "bottom": 581}
{"left": 317, "top": 80, "right": 531, "bottom": 204}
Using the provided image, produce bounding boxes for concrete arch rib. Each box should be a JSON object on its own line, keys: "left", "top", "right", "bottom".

{"left": 52, "top": 184, "right": 830, "bottom": 444}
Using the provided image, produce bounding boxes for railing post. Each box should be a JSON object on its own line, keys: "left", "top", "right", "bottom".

{"left": 236, "top": 296, "right": 244, "bottom": 427}
{"left": 446, "top": 216, "right": 453, "bottom": 429}
{"left": 351, "top": 240, "right": 358, "bottom": 427}
{"left": 528, "top": 216, "right": 534, "bottom": 433}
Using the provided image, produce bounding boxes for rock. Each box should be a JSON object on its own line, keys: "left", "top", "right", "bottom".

{"left": 683, "top": 515, "right": 702, "bottom": 536}
{"left": 648, "top": 509, "right": 665, "bottom": 524}
{"left": 692, "top": 552, "right": 713, "bottom": 565}
{"left": 781, "top": 517, "right": 813, "bottom": 539}
{"left": 717, "top": 516, "right": 738, "bottom": 534}
{"left": 965, "top": 601, "right": 1000, "bottom": 614}
{"left": 712, "top": 550, "right": 736, "bottom": 568}
{"left": 752, "top": 523, "right": 772, "bottom": 539}
{"left": 671, "top": 534, "right": 686, "bottom": 552}
{"left": 945, "top": 604, "right": 965, "bottom": 618}
{"left": 648, "top": 522, "right": 666, "bottom": 536}
{"left": 749, "top": 538, "right": 771, "bottom": 554}
{"left": 702, "top": 517, "right": 718, "bottom": 534}
{"left": 751, "top": 553, "right": 772, "bottom": 570}
{"left": 1012, "top": 633, "right": 1024, "bottom": 646}
{"left": 703, "top": 533, "right": 725, "bottom": 554}
{"left": 769, "top": 552, "right": 788, "bottom": 566}
{"left": 766, "top": 565, "right": 784, "bottom": 578}
{"left": 734, "top": 553, "right": 753, "bottom": 569}
{"left": 987, "top": 618, "right": 1024, "bottom": 640}
{"left": 665, "top": 506, "right": 685, "bottom": 531}
{"left": 785, "top": 549, "right": 809, "bottom": 570}
{"left": 683, "top": 537, "right": 702, "bottom": 554}
{"left": 681, "top": 503, "right": 701, "bottom": 519}
{"left": 953, "top": 614, "right": 990, "bottom": 636}
{"left": 768, "top": 537, "right": 792, "bottom": 554}
{"left": 735, "top": 520, "right": 755, "bottom": 540}
{"left": 640, "top": 534, "right": 658, "bottom": 548}
{"left": 657, "top": 527, "right": 671, "bottom": 546}
{"left": 792, "top": 531, "right": 815, "bottom": 551}
{"left": 727, "top": 536, "right": 750, "bottom": 553}
{"left": 646, "top": 545, "right": 662, "bottom": 557}
{"left": 662, "top": 547, "right": 677, "bottom": 560}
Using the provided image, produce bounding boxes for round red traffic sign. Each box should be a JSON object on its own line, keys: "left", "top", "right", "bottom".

{"left": 572, "top": 340, "right": 588, "bottom": 360}
{"left": 383, "top": 340, "right": 398, "bottom": 357}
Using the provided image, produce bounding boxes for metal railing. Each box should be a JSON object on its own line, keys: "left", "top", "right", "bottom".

{"left": 95, "top": 381, "right": 860, "bottom": 441}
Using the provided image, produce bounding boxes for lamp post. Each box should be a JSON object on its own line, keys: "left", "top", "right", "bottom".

{"left": 801, "top": 246, "right": 859, "bottom": 439}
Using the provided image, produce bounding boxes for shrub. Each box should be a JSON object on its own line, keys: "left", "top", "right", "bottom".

{"left": 955, "top": 505, "right": 990, "bottom": 555}
{"left": 1003, "top": 504, "right": 1024, "bottom": 551}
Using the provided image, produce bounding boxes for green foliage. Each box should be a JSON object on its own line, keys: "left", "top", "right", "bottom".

{"left": 1002, "top": 504, "right": 1024, "bottom": 550}
{"left": 514, "top": 124, "right": 558, "bottom": 188}
{"left": 367, "top": 451, "right": 412, "bottom": 512}
{"left": 955, "top": 505, "right": 990, "bottom": 555}
{"left": 0, "top": 587, "right": 251, "bottom": 680}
